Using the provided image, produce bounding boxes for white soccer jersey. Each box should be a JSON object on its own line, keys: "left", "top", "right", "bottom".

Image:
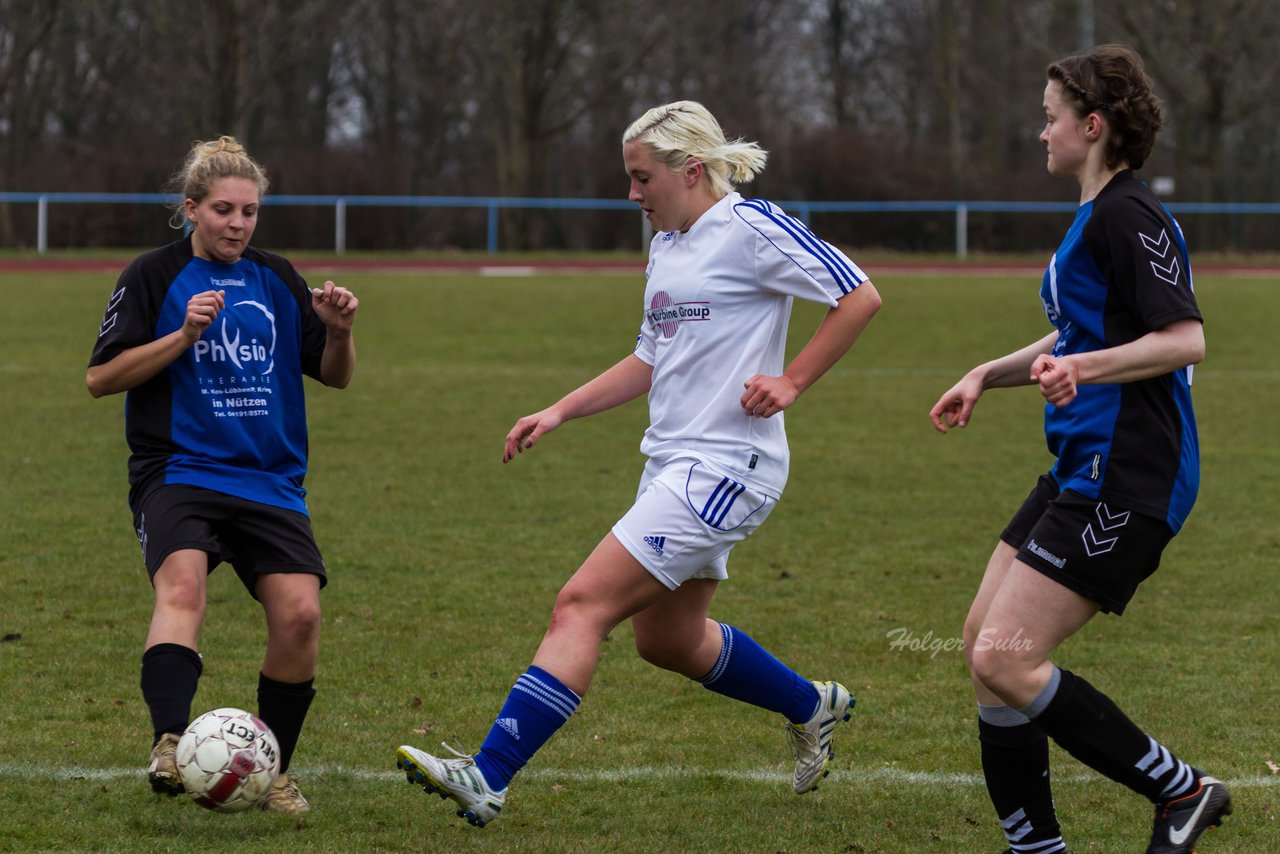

{"left": 634, "top": 192, "right": 866, "bottom": 497}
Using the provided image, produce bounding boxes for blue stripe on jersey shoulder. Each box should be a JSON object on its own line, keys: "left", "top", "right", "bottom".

{"left": 734, "top": 198, "right": 862, "bottom": 294}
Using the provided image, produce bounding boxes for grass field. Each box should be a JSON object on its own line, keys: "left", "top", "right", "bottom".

{"left": 0, "top": 261, "right": 1276, "bottom": 853}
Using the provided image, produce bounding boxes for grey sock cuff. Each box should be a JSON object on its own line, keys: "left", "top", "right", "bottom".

{"left": 1019, "top": 666, "right": 1062, "bottom": 720}
{"left": 978, "top": 703, "right": 1032, "bottom": 727}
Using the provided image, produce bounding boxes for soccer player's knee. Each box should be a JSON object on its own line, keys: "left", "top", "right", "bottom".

{"left": 971, "top": 639, "right": 1042, "bottom": 704}
{"left": 295, "top": 600, "right": 322, "bottom": 637}
{"left": 275, "top": 598, "right": 321, "bottom": 645}
{"left": 962, "top": 618, "right": 985, "bottom": 670}
{"left": 157, "top": 577, "right": 204, "bottom": 614}
{"left": 544, "top": 600, "right": 586, "bottom": 641}
{"left": 968, "top": 642, "right": 1016, "bottom": 694}
{"left": 547, "top": 585, "right": 598, "bottom": 628}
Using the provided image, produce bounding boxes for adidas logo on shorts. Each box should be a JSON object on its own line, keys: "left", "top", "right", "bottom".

{"left": 643, "top": 535, "right": 666, "bottom": 556}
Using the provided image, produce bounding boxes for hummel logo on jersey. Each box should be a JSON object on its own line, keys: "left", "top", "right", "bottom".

{"left": 1081, "top": 524, "right": 1119, "bottom": 557}
{"left": 1027, "top": 538, "right": 1066, "bottom": 569}
{"left": 1139, "top": 227, "right": 1171, "bottom": 258}
{"left": 1139, "top": 228, "right": 1183, "bottom": 286}
{"left": 1095, "top": 503, "right": 1130, "bottom": 531}
{"left": 643, "top": 536, "right": 666, "bottom": 556}
{"left": 496, "top": 717, "right": 520, "bottom": 740}
{"left": 99, "top": 285, "right": 126, "bottom": 336}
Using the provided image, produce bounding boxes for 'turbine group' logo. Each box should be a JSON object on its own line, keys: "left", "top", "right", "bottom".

{"left": 192, "top": 300, "right": 277, "bottom": 375}
{"left": 646, "top": 290, "right": 710, "bottom": 338}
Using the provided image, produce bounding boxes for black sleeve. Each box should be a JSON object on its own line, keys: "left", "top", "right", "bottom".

{"left": 88, "top": 242, "right": 188, "bottom": 367}
{"left": 1092, "top": 194, "right": 1202, "bottom": 332}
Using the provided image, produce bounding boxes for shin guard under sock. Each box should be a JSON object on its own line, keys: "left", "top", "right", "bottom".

{"left": 257, "top": 673, "right": 316, "bottom": 773}
{"left": 140, "top": 643, "right": 202, "bottom": 742}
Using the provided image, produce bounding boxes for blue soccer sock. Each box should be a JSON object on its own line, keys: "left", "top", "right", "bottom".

{"left": 696, "top": 623, "right": 819, "bottom": 724}
{"left": 473, "top": 665, "right": 580, "bottom": 790}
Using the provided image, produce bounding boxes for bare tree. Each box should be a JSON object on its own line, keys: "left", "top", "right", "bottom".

{"left": 448, "top": 0, "right": 679, "bottom": 246}
{"left": 1, "top": 0, "right": 1278, "bottom": 251}
{"left": 1101, "top": 0, "right": 1280, "bottom": 247}
{"left": 0, "top": 1, "right": 60, "bottom": 242}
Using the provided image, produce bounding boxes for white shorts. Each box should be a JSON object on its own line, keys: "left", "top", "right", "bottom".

{"left": 612, "top": 456, "right": 776, "bottom": 590}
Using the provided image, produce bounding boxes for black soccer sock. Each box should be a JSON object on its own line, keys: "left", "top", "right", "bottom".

{"left": 140, "top": 643, "right": 203, "bottom": 742}
{"left": 978, "top": 709, "right": 1068, "bottom": 853}
{"left": 257, "top": 673, "right": 315, "bottom": 773}
{"left": 1025, "top": 667, "right": 1197, "bottom": 804}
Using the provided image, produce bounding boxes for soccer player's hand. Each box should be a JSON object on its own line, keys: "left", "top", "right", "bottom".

{"left": 1031, "top": 354, "right": 1078, "bottom": 407}
{"left": 504, "top": 407, "right": 564, "bottom": 463}
{"left": 929, "top": 373, "right": 984, "bottom": 432}
{"left": 311, "top": 280, "right": 358, "bottom": 330}
{"left": 182, "top": 290, "right": 225, "bottom": 343}
{"left": 741, "top": 374, "right": 797, "bottom": 418}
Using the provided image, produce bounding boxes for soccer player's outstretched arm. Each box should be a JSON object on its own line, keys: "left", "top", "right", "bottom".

{"left": 929, "top": 330, "right": 1060, "bottom": 433}
{"left": 503, "top": 353, "right": 654, "bottom": 462}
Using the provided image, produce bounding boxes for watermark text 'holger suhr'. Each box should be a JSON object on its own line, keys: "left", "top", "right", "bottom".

{"left": 885, "top": 627, "right": 1034, "bottom": 660}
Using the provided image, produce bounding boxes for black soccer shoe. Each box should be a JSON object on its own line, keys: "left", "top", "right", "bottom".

{"left": 1145, "top": 773, "right": 1232, "bottom": 854}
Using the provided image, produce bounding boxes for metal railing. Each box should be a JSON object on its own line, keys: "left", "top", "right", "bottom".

{"left": 3, "top": 191, "right": 1279, "bottom": 257}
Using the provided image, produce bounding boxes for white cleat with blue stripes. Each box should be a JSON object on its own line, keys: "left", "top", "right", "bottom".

{"left": 397, "top": 744, "right": 506, "bottom": 828}
{"left": 787, "top": 680, "right": 855, "bottom": 794}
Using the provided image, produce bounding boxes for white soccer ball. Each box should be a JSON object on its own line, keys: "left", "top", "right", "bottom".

{"left": 176, "top": 707, "right": 281, "bottom": 812}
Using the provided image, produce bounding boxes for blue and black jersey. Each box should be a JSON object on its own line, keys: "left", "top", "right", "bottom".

{"left": 89, "top": 235, "right": 328, "bottom": 514}
{"left": 1040, "top": 170, "right": 1201, "bottom": 532}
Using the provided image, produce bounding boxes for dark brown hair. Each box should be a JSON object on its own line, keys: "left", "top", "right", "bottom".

{"left": 1047, "top": 44, "right": 1163, "bottom": 170}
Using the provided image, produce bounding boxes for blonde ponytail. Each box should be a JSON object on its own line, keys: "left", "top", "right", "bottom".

{"left": 623, "top": 101, "right": 767, "bottom": 198}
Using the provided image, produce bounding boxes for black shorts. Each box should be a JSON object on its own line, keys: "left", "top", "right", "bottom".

{"left": 999, "top": 474, "right": 1173, "bottom": 615}
{"left": 132, "top": 484, "right": 327, "bottom": 597}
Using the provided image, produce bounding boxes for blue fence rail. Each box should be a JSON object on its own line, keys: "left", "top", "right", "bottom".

{"left": 3, "top": 191, "right": 1279, "bottom": 257}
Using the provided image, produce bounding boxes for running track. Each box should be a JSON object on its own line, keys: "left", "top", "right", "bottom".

{"left": 2, "top": 257, "right": 1277, "bottom": 278}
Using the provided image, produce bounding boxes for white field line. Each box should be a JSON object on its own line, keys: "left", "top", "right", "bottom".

{"left": 2, "top": 763, "right": 1276, "bottom": 789}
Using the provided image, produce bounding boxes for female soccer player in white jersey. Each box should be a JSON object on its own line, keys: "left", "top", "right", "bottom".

{"left": 87, "top": 136, "right": 358, "bottom": 814}
{"left": 397, "top": 100, "right": 881, "bottom": 827}
{"left": 929, "top": 46, "right": 1229, "bottom": 854}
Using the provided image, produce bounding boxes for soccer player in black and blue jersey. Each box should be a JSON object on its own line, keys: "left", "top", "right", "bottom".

{"left": 930, "top": 45, "right": 1229, "bottom": 854}
{"left": 87, "top": 136, "right": 358, "bottom": 814}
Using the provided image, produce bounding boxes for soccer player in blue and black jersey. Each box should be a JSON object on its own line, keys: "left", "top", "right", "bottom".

{"left": 930, "top": 45, "right": 1230, "bottom": 854}
{"left": 87, "top": 136, "right": 358, "bottom": 814}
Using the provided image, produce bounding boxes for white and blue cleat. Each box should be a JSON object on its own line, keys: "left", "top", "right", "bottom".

{"left": 396, "top": 744, "right": 507, "bottom": 828}
{"left": 787, "top": 680, "right": 855, "bottom": 794}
